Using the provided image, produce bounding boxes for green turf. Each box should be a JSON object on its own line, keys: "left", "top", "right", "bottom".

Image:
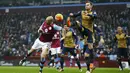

{"left": 0, "top": 66, "right": 129, "bottom": 73}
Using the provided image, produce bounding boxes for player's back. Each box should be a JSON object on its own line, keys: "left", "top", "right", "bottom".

{"left": 39, "top": 21, "right": 57, "bottom": 42}
{"left": 51, "top": 31, "right": 60, "bottom": 48}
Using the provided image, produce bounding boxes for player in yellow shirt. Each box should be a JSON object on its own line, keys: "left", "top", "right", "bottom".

{"left": 69, "top": 1, "right": 97, "bottom": 73}
{"left": 59, "top": 24, "right": 82, "bottom": 72}
{"left": 112, "top": 26, "right": 130, "bottom": 70}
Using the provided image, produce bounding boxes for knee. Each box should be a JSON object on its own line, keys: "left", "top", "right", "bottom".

{"left": 29, "top": 49, "right": 35, "bottom": 53}
{"left": 41, "top": 54, "right": 47, "bottom": 58}
{"left": 41, "top": 48, "right": 49, "bottom": 58}
{"left": 40, "top": 58, "right": 46, "bottom": 64}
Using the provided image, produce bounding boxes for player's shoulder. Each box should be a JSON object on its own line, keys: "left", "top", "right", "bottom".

{"left": 81, "top": 10, "right": 85, "bottom": 13}
{"left": 122, "top": 33, "right": 126, "bottom": 36}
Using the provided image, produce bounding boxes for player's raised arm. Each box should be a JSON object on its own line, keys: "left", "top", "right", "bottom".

{"left": 69, "top": 11, "right": 81, "bottom": 18}
{"left": 53, "top": 24, "right": 62, "bottom": 31}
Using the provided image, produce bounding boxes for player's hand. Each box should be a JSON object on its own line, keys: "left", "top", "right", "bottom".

{"left": 69, "top": 13, "right": 73, "bottom": 16}
{"left": 126, "top": 35, "right": 130, "bottom": 38}
{"left": 76, "top": 21, "right": 80, "bottom": 24}
{"left": 38, "top": 29, "right": 44, "bottom": 33}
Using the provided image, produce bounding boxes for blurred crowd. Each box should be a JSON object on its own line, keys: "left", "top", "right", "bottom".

{"left": 0, "top": 7, "right": 130, "bottom": 60}
{"left": 0, "top": 0, "right": 130, "bottom": 7}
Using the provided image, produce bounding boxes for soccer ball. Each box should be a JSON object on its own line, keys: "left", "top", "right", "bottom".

{"left": 55, "top": 13, "right": 63, "bottom": 21}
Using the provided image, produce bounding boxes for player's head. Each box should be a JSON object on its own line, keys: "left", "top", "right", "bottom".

{"left": 117, "top": 26, "right": 123, "bottom": 33}
{"left": 46, "top": 16, "right": 54, "bottom": 25}
{"left": 64, "top": 24, "right": 69, "bottom": 30}
{"left": 85, "top": 1, "right": 93, "bottom": 10}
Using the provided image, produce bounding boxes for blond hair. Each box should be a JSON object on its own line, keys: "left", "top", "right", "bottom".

{"left": 46, "top": 16, "right": 54, "bottom": 25}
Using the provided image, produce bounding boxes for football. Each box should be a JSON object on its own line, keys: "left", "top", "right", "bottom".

{"left": 55, "top": 13, "right": 63, "bottom": 21}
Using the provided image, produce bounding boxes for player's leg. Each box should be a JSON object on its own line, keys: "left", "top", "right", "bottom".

{"left": 84, "top": 29, "right": 94, "bottom": 73}
{"left": 54, "top": 54, "right": 61, "bottom": 70}
{"left": 48, "top": 55, "right": 55, "bottom": 67}
{"left": 39, "top": 47, "right": 48, "bottom": 73}
{"left": 39, "top": 42, "right": 51, "bottom": 73}
{"left": 19, "top": 49, "right": 36, "bottom": 65}
{"left": 48, "top": 50, "right": 53, "bottom": 67}
{"left": 128, "top": 42, "right": 130, "bottom": 67}
{"left": 117, "top": 48, "right": 123, "bottom": 71}
{"left": 84, "top": 46, "right": 91, "bottom": 73}
{"left": 70, "top": 48, "right": 82, "bottom": 71}
{"left": 59, "top": 47, "right": 67, "bottom": 72}
{"left": 83, "top": 37, "right": 91, "bottom": 72}
{"left": 69, "top": 55, "right": 74, "bottom": 67}
{"left": 128, "top": 56, "right": 130, "bottom": 68}
{"left": 124, "top": 48, "right": 130, "bottom": 68}
{"left": 19, "top": 38, "right": 40, "bottom": 65}
{"left": 85, "top": 48, "right": 95, "bottom": 73}
{"left": 48, "top": 48, "right": 56, "bottom": 67}
{"left": 54, "top": 47, "right": 61, "bottom": 69}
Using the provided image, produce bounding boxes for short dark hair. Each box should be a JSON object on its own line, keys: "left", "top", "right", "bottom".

{"left": 86, "top": 1, "right": 93, "bottom": 6}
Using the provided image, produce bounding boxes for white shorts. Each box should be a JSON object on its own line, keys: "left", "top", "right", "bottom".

{"left": 32, "top": 38, "right": 51, "bottom": 51}
{"left": 50, "top": 47, "right": 61, "bottom": 55}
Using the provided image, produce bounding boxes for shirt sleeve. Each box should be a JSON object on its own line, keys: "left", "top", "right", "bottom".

{"left": 71, "top": 29, "right": 78, "bottom": 45}
{"left": 53, "top": 24, "right": 62, "bottom": 31}
{"left": 70, "top": 11, "right": 81, "bottom": 17}
{"left": 87, "top": 11, "right": 97, "bottom": 19}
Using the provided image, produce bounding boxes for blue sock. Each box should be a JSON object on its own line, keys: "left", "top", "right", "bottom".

{"left": 39, "top": 58, "right": 46, "bottom": 72}
{"left": 54, "top": 57, "right": 60, "bottom": 69}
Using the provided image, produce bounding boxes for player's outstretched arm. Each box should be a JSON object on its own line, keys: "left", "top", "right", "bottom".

{"left": 53, "top": 24, "right": 62, "bottom": 31}
{"left": 69, "top": 11, "right": 81, "bottom": 18}
{"left": 87, "top": 11, "right": 97, "bottom": 19}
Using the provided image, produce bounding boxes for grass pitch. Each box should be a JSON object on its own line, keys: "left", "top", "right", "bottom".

{"left": 0, "top": 66, "right": 129, "bottom": 73}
